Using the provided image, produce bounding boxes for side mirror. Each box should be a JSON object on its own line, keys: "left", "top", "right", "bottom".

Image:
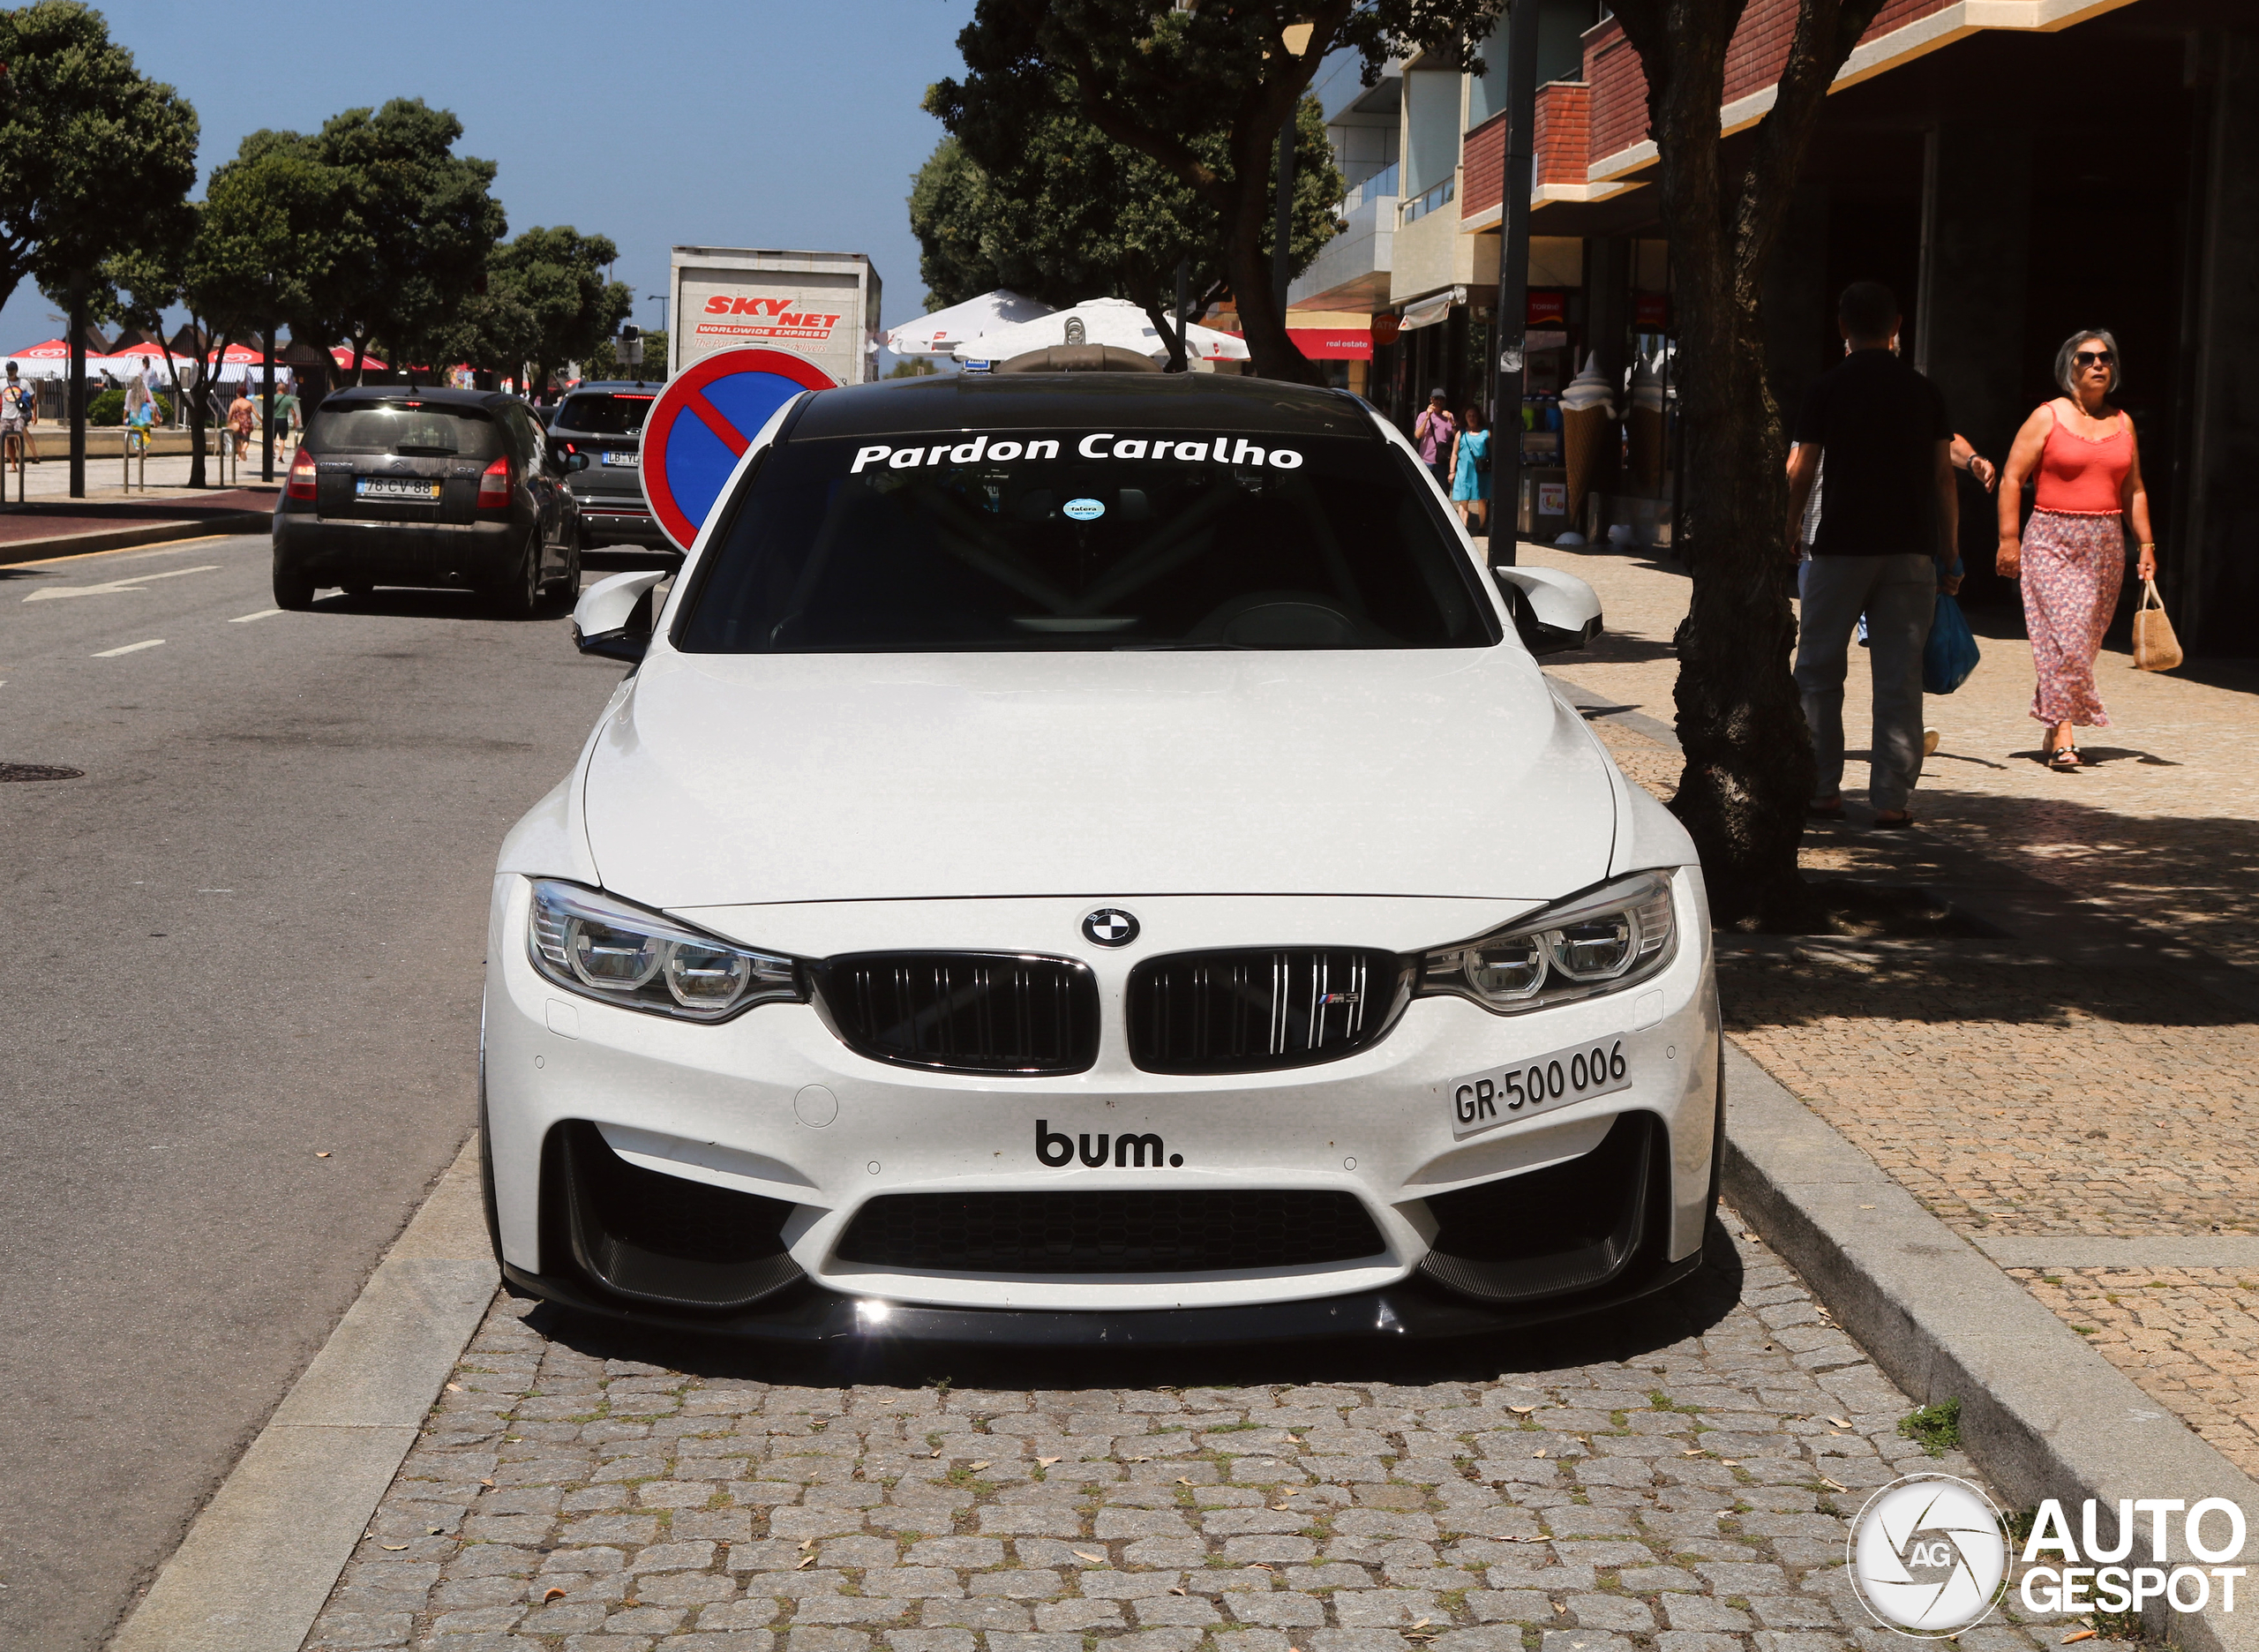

{"left": 561, "top": 451, "right": 589, "bottom": 472}
{"left": 574, "top": 568, "right": 666, "bottom": 664}
{"left": 1493, "top": 566, "right": 1602, "bottom": 656}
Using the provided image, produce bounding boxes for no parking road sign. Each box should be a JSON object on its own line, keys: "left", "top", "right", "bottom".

{"left": 642, "top": 347, "right": 837, "bottom": 551}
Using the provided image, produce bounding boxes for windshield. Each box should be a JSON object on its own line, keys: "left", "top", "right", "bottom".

{"left": 554, "top": 393, "right": 654, "bottom": 436}
{"left": 310, "top": 403, "right": 501, "bottom": 459}
{"left": 674, "top": 431, "right": 1497, "bottom": 653}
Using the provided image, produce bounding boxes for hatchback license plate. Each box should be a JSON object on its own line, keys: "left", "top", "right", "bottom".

{"left": 1450, "top": 1035, "right": 1631, "bottom": 1139}
{"left": 356, "top": 477, "right": 439, "bottom": 500}
{"left": 602, "top": 450, "right": 638, "bottom": 467}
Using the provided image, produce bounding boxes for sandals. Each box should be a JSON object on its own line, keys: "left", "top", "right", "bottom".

{"left": 1873, "top": 811, "right": 1917, "bottom": 830}
{"left": 2048, "top": 743, "right": 2083, "bottom": 770}
{"left": 1806, "top": 800, "right": 1845, "bottom": 821}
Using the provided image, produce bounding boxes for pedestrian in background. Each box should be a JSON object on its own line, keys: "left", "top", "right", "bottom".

{"left": 1, "top": 362, "right": 30, "bottom": 470}
{"left": 1449, "top": 405, "right": 1491, "bottom": 536}
{"left": 1413, "top": 390, "right": 1457, "bottom": 492}
{"left": 1785, "top": 280, "right": 1960, "bottom": 828}
{"left": 226, "top": 384, "right": 255, "bottom": 462}
{"left": 273, "top": 379, "right": 300, "bottom": 451}
{"left": 1996, "top": 328, "right": 2154, "bottom": 770}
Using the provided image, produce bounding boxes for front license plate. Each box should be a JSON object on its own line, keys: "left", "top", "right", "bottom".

{"left": 602, "top": 449, "right": 638, "bottom": 467}
{"left": 1450, "top": 1034, "right": 1632, "bottom": 1139}
{"left": 356, "top": 477, "right": 439, "bottom": 500}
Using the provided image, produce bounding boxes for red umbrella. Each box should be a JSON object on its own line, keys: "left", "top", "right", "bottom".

{"left": 327, "top": 345, "right": 387, "bottom": 371}
{"left": 217, "top": 342, "right": 266, "bottom": 364}
{"left": 12, "top": 338, "right": 71, "bottom": 358}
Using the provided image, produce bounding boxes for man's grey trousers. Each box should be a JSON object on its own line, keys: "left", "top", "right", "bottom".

{"left": 1794, "top": 552, "right": 1937, "bottom": 813}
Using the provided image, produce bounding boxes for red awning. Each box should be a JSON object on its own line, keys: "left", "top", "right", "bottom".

{"left": 1218, "top": 326, "right": 1373, "bottom": 361}
{"left": 328, "top": 346, "right": 388, "bottom": 370}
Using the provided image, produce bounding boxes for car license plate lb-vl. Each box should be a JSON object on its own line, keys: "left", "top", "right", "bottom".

{"left": 356, "top": 477, "right": 440, "bottom": 500}
{"left": 1450, "top": 1036, "right": 1631, "bottom": 1139}
{"left": 602, "top": 450, "right": 639, "bottom": 467}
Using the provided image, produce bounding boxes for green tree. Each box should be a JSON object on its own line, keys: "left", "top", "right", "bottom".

{"left": 276, "top": 99, "right": 507, "bottom": 381}
{"left": 79, "top": 202, "right": 230, "bottom": 485}
{"left": 1608, "top": 0, "right": 1888, "bottom": 923}
{"left": 0, "top": 2, "right": 199, "bottom": 312}
{"left": 929, "top": 0, "right": 1495, "bottom": 382}
{"left": 464, "top": 227, "right": 634, "bottom": 393}
{"left": 915, "top": 90, "right": 1338, "bottom": 368}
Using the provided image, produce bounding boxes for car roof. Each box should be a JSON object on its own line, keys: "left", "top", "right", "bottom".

{"left": 785, "top": 373, "right": 1378, "bottom": 441}
{"left": 319, "top": 386, "right": 515, "bottom": 411}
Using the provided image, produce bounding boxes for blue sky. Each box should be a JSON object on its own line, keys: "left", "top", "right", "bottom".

{"left": 0, "top": 0, "right": 976, "bottom": 351}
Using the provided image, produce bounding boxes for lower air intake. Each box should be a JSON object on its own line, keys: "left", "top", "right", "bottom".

{"left": 837, "top": 1190, "right": 1387, "bottom": 1274}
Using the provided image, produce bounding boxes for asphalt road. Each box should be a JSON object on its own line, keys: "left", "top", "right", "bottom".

{"left": 0, "top": 534, "right": 628, "bottom": 1648}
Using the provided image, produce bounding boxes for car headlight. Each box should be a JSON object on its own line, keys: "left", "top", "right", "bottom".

{"left": 1417, "top": 871, "right": 1677, "bottom": 1014}
{"left": 527, "top": 880, "right": 804, "bottom": 1022}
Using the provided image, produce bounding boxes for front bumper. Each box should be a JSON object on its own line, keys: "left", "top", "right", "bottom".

{"left": 482, "top": 875, "right": 1721, "bottom": 1340}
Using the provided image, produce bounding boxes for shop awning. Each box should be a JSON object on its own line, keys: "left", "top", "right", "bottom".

{"left": 1284, "top": 327, "right": 1372, "bottom": 360}
{"left": 1397, "top": 287, "right": 1467, "bottom": 333}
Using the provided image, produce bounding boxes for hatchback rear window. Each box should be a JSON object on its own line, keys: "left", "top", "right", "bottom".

{"left": 553, "top": 394, "right": 655, "bottom": 436}
{"left": 310, "top": 403, "right": 502, "bottom": 459}
{"left": 674, "top": 431, "right": 1497, "bottom": 653}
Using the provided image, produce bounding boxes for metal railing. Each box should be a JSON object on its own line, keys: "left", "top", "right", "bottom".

{"left": 1400, "top": 175, "right": 1456, "bottom": 226}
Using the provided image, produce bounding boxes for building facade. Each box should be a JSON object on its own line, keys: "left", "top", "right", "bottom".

{"left": 1290, "top": 0, "right": 2259, "bottom": 656}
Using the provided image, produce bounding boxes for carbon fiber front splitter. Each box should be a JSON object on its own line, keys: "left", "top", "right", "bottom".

{"left": 498, "top": 1248, "right": 1703, "bottom": 1348}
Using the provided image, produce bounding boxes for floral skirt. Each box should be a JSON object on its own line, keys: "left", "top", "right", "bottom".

{"left": 2021, "top": 508, "right": 2125, "bottom": 727}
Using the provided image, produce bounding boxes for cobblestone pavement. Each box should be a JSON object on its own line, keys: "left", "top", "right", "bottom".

{"left": 1504, "top": 538, "right": 2259, "bottom": 1475}
{"left": 305, "top": 1215, "right": 2077, "bottom": 1652}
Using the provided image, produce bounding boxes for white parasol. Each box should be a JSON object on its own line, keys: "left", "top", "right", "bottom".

{"left": 951, "top": 297, "right": 1249, "bottom": 365}
{"left": 883, "top": 289, "right": 1055, "bottom": 357}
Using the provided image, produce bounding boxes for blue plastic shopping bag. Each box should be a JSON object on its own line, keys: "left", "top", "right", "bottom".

{"left": 1923, "top": 590, "right": 1980, "bottom": 695}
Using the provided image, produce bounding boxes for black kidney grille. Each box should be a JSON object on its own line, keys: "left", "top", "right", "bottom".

{"left": 817, "top": 952, "right": 1098, "bottom": 1075}
{"left": 837, "top": 1190, "right": 1385, "bottom": 1273}
{"left": 1127, "top": 948, "right": 1407, "bottom": 1074}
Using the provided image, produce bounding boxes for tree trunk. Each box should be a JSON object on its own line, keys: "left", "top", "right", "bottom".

{"left": 1227, "top": 115, "right": 1312, "bottom": 383}
{"left": 1611, "top": 0, "right": 1885, "bottom": 926}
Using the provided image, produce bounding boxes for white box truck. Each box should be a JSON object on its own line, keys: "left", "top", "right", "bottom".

{"left": 669, "top": 247, "right": 882, "bottom": 386}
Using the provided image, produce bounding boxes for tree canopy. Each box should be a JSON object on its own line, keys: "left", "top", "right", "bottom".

{"left": 259, "top": 98, "right": 506, "bottom": 379}
{"left": 911, "top": 91, "right": 1340, "bottom": 364}
{"left": 459, "top": 226, "right": 634, "bottom": 390}
{"left": 0, "top": 1, "right": 198, "bottom": 313}
{"left": 929, "top": 0, "right": 1496, "bottom": 380}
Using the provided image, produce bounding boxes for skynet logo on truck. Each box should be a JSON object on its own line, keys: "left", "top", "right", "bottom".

{"left": 694, "top": 295, "right": 843, "bottom": 344}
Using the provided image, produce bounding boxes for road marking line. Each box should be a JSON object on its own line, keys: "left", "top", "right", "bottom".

{"left": 92, "top": 638, "right": 166, "bottom": 657}
{"left": 229, "top": 608, "right": 283, "bottom": 623}
{"left": 24, "top": 564, "right": 223, "bottom": 603}
{"left": 16, "top": 532, "right": 243, "bottom": 568}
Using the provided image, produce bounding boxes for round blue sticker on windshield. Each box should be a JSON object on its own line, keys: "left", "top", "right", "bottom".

{"left": 1062, "top": 497, "right": 1106, "bottom": 522}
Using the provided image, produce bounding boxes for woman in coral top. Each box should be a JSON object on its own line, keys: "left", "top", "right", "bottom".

{"left": 1997, "top": 329, "right": 2155, "bottom": 769}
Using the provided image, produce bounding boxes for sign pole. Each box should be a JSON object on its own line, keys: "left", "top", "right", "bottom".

{"left": 1489, "top": 0, "right": 1541, "bottom": 567}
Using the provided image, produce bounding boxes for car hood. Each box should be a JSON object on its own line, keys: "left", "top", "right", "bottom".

{"left": 580, "top": 646, "right": 1618, "bottom": 907}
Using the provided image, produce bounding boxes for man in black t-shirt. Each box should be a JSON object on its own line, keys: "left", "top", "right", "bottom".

{"left": 1785, "top": 281, "right": 1961, "bottom": 827}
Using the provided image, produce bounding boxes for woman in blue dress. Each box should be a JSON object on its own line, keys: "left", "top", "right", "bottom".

{"left": 1449, "top": 406, "right": 1491, "bottom": 536}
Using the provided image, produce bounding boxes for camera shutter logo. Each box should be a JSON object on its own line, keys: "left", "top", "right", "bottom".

{"left": 1850, "top": 1474, "right": 2011, "bottom": 1636}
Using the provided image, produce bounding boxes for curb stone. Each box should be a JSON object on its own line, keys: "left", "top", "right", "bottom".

{"left": 105, "top": 1136, "right": 496, "bottom": 1652}
{"left": 1719, "top": 1041, "right": 2259, "bottom": 1652}
{"left": 0, "top": 511, "right": 270, "bottom": 567}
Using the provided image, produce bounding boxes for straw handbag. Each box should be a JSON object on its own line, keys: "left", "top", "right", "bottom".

{"left": 2132, "top": 578, "right": 2182, "bottom": 672}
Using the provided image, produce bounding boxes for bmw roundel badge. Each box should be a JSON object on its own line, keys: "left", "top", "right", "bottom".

{"left": 1082, "top": 908, "right": 1139, "bottom": 948}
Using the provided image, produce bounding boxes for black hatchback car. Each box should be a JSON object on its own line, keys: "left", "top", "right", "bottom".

{"left": 544, "top": 381, "right": 667, "bottom": 553}
{"left": 273, "top": 387, "right": 586, "bottom": 615}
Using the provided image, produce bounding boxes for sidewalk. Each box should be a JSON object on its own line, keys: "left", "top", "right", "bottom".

{"left": 1509, "top": 535, "right": 2259, "bottom": 1476}
{"left": 0, "top": 481, "right": 277, "bottom": 564}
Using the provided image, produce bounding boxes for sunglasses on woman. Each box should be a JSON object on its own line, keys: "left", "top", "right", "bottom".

{"left": 2074, "top": 349, "right": 2114, "bottom": 369}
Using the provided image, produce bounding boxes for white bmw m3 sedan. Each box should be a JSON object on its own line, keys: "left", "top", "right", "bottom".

{"left": 480, "top": 368, "right": 1721, "bottom": 1346}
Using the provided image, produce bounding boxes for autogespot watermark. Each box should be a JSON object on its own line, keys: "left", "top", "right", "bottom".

{"left": 1848, "top": 1475, "right": 2252, "bottom": 1638}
